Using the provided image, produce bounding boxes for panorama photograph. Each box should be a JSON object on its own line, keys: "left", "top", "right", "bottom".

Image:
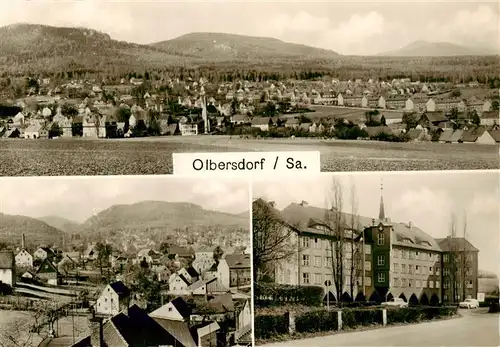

{"left": 0, "top": 0, "right": 498, "bottom": 175}
{"left": 252, "top": 170, "right": 499, "bottom": 346}
{"left": 0, "top": 175, "right": 252, "bottom": 347}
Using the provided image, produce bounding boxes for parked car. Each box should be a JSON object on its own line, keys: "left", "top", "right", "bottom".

{"left": 381, "top": 298, "right": 408, "bottom": 308}
{"left": 459, "top": 299, "right": 479, "bottom": 309}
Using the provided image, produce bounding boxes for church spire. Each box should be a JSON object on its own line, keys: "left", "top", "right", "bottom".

{"left": 379, "top": 180, "right": 385, "bottom": 221}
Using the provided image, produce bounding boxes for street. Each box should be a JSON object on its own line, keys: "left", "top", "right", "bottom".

{"left": 260, "top": 308, "right": 499, "bottom": 347}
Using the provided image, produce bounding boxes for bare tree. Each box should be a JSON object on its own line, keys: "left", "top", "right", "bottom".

{"left": 0, "top": 316, "right": 37, "bottom": 347}
{"left": 460, "top": 212, "right": 471, "bottom": 301}
{"left": 252, "top": 198, "right": 296, "bottom": 283}
{"left": 448, "top": 213, "right": 459, "bottom": 303}
{"left": 312, "top": 178, "right": 346, "bottom": 306}
{"left": 348, "top": 180, "right": 361, "bottom": 301}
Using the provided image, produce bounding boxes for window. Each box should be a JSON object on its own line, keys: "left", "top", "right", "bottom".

{"left": 444, "top": 281, "right": 450, "bottom": 289}
{"left": 409, "top": 279, "right": 413, "bottom": 288}
{"left": 364, "top": 244, "right": 371, "bottom": 254}
{"left": 416, "top": 265, "right": 420, "bottom": 273}
{"left": 402, "top": 250, "right": 408, "bottom": 259}
{"left": 377, "top": 255, "right": 385, "bottom": 266}
{"left": 301, "top": 238, "right": 310, "bottom": 248}
{"left": 377, "top": 232, "right": 385, "bottom": 245}
{"left": 393, "top": 277, "right": 399, "bottom": 287}
{"left": 302, "top": 255, "right": 310, "bottom": 266}
{"left": 444, "top": 254, "right": 449, "bottom": 262}
{"left": 365, "top": 260, "right": 371, "bottom": 271}
{"left": 393, "top": 263, "right": 399, "bottom": 273}
{"left": 314, "top": 238, "right": 322, "bottom": 249}
{"left": 401, "top": 264, "right": 407, "bottom": 274}
{"left": 302, "top": 273, "right": 310, "bottom": 284}
{"left": 444, "top": 268, "right": 450, "bottom": 276}
{"left": 409, "top": 265, "right": 414, "bottom": 274}
{"left": 366, "top": 277, "right": 372, "bottom": 286}
{"left": 416, "top": 280, "right": 421, "bottom": 288}
{"left": 436, "top": 267, "right": 440, "bottom": 276}
{"left": 378, "top": 273, "right": 385, "bottom": 283}
{"left": 315, "top": 273, "right": 322, "bottom": 284}
{"left": 326, "top": 257, "right": 332, "bottom": 267}
{"left": 401, "top": 278, "right": 407, "bottom": 288}
{"left": 435, "top": 281, "right": 440, "bottom": 288}
{"left": 314, "top": 256, "right": 321, "bottom": 267}
{"left": 409, "top": 251, "right": 414, "bottom": 260}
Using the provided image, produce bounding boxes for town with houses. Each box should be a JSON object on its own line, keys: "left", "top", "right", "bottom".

{"left": 0, "top": 75, "right": 499, "bottom": 145}
{"left": 0, "top": 232, "right": 252, "bottom": 346}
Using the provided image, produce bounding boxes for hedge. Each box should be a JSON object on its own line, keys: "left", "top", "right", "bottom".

{"left": 255, "top": 313, "right": 289, "bottom": 339}
{"left": 255, "top": 283, "right": 324, "bottom": 307}
{"left": 255, "top": 306, "right": 458, "bottom": 340}
{"left": 295, "top": 310, "right": 338, "bottom": 333}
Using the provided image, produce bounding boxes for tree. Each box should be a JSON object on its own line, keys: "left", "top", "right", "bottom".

{"left": 447, "top": 214, "right": 459, "bottom": 303}
{"left": 451, "top": 88, "right": 461, "bottom": 97}
{"left": 469, "top": 110, "right": 480, "bottom": 126}
{"left": 324, "top": 178, "right": 346, "bottom": 306}
{"left": 380, "top": 115, "right": 387, "bottom": 126}
{"left": 96, "top": 242, "right": 113, "bottom": 280}
{"left": 492, "top": 100, "right": 499, "bottom": 111}
{"left": 347, "top": 180, "right": 362, "bottom": 301}
{"left": 252, "top": 198, "right": 296, "bottom": 283}
{"left": 460, "top": 213, "right": 472, "bottom": 301}
{"left": 213, "top": 246, "right": 224, "bottom": 264}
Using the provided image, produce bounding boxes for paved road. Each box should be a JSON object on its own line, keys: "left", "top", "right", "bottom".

{"left": 261, "top": 308, "right": 499, "bottom": 347}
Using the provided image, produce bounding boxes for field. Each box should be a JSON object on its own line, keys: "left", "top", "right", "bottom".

{"left": 0, "top": 136, "right": 498, "bottom": 176}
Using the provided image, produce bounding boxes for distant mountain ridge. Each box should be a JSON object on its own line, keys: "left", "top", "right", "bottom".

{"left": 149, "top": 32, "right": 340, "bottom": 60}
{"left": 0, "top": 213, "right": 65, "bottom": 248}
{"left": 378, "top": 40, "right": 497, "bottom": 57}
{"left": 38, "top": 215, "right": 82, "bottom": 234}
{"left": 81, "top": 200, "right": 248, "bottom": 233}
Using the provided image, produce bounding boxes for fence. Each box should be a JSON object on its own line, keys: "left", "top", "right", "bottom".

{"left": 255, "top": 306, "right": 458, "bottom": 341}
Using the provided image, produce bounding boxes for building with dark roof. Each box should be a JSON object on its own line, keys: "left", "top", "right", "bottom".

{"left": 82, "top": 304, "right": 184, "bottom": 347}
{"left": 0, "top": 251, "right": 15, "bottom": 287}
{"left": 264, "top": 182, "right": 479, "bottom": 305}
{"left": 95, "top": 281, "right": 131, "bottom": 317}
{"left": 435, "top": 237, "right": 479, "bottom": 303}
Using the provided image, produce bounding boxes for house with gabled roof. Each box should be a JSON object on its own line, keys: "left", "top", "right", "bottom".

{"left": 0, "top": 251, "right": 15, "bottom": 287}
{"left": 95, "top": 281, "right": 131, "bottom": 316}
{"left": 34, "top": 247, "right": 56, "bottom": 261}
{"left": 217, "top": 254, "right": 251, "bottom": 289}
{"left": 36, "top": 258, "right": 60, "bottom": 285}
{"left": 168, "top": 271, "right": 191, "bottom": 296}
{"left": 476, "top": 129, "right": 500, "bottom": 145}
{"left": 84, "top": 304, "right": 183, "bottom": 347}
{"left": 150, "top": 297, "right": 192, "bottom": 322}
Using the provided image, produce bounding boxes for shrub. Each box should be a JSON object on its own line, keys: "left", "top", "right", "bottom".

{"left": 342, "top": 308, "right": 383, "bottom": 328}
{"left": 488, "top": 301, "right": 499, "bottom": 313}
{"left": 295, "top": 310, "right": 338, "bottom": 333}
{"left": 255, "top": 283, "right": 324, "bottom": 307}
{"left": 255, "top": 314, "right": 289, "bottom": 339}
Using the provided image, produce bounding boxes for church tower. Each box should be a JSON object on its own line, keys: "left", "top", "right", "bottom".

{"left": 379, "top": 179, "right": 385, "bottom": 221}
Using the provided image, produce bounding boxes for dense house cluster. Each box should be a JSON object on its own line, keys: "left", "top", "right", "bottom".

{"left": 0, "top": 76, "right": 497, "bottom": 143}
{"left": 0, "top": 228, "right": 252, "bottom": 346}
{"left": 265, "top": 185, "right": 479, "bottom": 306}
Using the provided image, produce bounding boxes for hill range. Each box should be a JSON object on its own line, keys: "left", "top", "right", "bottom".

{"left": 1, "top": 23, "right": 496, "bottom": 75}
{"left": 0, "top": 201, "right": 248, "bottom": 249}
{"left": 378, "top": 40, "right": 497, "bottom": 57}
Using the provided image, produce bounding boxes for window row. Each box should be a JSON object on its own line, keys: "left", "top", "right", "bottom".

{"left": 392, "top": 263, "right": 441, "bottom": 275}
{"left": 392, "top": 277, "right": 441, "bottom": 289}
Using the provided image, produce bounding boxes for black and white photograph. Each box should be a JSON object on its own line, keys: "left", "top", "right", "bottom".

{"left": 0, "top": 0, "right": 499, "bottom": 175}
{"left": 0, "top": 175, "right": 252, "bottom": 347}
{"left": 252, "top": 170, "right": 499, "bottom": 346}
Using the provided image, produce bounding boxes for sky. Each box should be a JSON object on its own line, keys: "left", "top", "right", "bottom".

{"left": 253, "top": 170, "right": 500, "bottom": 275}
{"left": 0, "top": 175, "right": 250, "bottom": 222}
{"left": 0, "top": 0, "right": 498, "bottom": 55}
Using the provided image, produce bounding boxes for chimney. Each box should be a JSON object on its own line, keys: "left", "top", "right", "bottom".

{"left": 408, "top": 221, "right": 412, "bottom": 231}
{"left": 372, "top": 218, "right": 376, "bottom": 226}
{"left": 21, "top": 234, "right": 26, "bottom": 250}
